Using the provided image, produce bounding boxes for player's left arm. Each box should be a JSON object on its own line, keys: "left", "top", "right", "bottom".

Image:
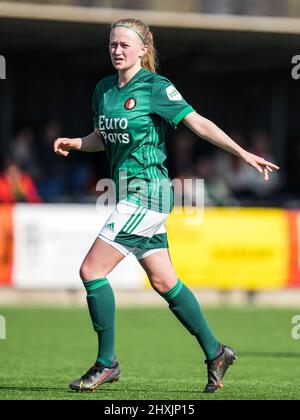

{"left": 183, "top": 111, "right": 280, "bottom": 182}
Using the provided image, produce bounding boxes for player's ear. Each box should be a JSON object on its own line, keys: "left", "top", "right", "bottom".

{"left": 140, "top": 44, "right": 149, "bottom": 57}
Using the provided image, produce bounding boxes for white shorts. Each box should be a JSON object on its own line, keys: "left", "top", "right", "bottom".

{"left": 98, "top": 199, "right": 170, "bottom": 260}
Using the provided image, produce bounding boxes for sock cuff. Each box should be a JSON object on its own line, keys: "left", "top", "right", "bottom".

{"left": 96, "top": 357, "right": 116, "bottom": 368}
{"left": 83, "top": 277, "right": 109, "bottom": 293}
{"left": 161, "top": 279, "right": 183, "bottom": 302}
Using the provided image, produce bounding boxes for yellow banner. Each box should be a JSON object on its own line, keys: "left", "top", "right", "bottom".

{"left": 145, "top": 208, "right": 289, "bottom": 290}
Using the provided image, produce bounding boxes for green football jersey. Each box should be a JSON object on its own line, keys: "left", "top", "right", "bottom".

{"left": 93, "top": 67, "right": 195, "bottom": 213}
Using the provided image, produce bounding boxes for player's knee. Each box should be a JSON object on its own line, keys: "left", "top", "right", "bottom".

{"left": 150, "top": 275, "right": 177, "bottom": 294}
{"left": 80, "top": 261, "right": 111, "bottom": 281}
{"left": 79, "top": 263, "right": 91, "bottom": 282}
{"left": 80, "top": 263, "right": 100, "bottom": 282}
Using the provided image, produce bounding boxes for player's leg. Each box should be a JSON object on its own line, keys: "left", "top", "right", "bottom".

{"left": 138, "top": 248, "right": 236, "bottom": 393}
{"left": 80, "top": 237, "right": 126, "bottom": 367}
{"left": 138, "top": 248, "right": 221, "bottom": 359}
{"left": 80, "top": 236, "right": 125, "bottom": 280}
{"left": 71, "top": 200, "right": 148, "bottom": 392}
{"left": 70, "top": 238, "right": 125, "bottom": 392}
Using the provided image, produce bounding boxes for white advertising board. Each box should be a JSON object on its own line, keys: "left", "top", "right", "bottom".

{"left": 12, "top": 204, "right": 144, "bottom": 289}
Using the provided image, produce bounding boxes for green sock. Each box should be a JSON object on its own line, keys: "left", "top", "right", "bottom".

{"left": 83, "top": 278, "right": 116, "bottom": 367}
{"left": 161, "top": 279, "right": 220, "bottom": 361}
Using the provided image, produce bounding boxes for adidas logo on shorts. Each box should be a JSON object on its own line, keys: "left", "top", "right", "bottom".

{"left": 105, "top": 222, "right": 115, "bottom": 231}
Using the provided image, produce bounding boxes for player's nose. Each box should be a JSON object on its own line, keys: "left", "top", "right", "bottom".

{"left": 114, "top": 44, "right": 123, "bottom": 55}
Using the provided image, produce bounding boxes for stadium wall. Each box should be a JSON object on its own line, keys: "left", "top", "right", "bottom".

{"left": 1, "top": 204, "right": 300, "bottom": 291}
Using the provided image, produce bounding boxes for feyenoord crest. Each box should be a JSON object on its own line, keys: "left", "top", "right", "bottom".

{"left": 124, "top": 98, "right": 136, "bottom": 110}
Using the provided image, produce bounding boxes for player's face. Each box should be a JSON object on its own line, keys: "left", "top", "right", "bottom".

{"left": 109, "top": 27, "right": 145, "bottom": 71}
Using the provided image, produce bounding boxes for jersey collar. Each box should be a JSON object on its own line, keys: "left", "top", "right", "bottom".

{"left": 115, "top": 67, "right": 147, "bottom": 91}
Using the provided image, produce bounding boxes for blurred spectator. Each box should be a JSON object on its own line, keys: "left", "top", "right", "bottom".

{"left": 215, "top": 130, "right": 281, "bottom": 199}
{"left": 0, "top": 159, "right": 42, "bottom": 203}
{"left": 214, "top": 131, "right": 254, "bottom": 197}
{"left": 171, "top": 128, "right": 195, "bottom": 178}
{"left": 36, "top": 120, "right": 95, "bottom": 201}
{"left": 37, "top": 120, "right": 69, "bottom": 200}
{"left": 38, "top": 120, "right": 63, "bottom": 174}
{"left": 193, "top": 154, "right": 236, "bottom": 206}
{"left": 69, "top": 160, "right": 95, "bottom": 199}
{"left": 12, "top": 125, "right": 40, "bottom": 180}
{"left": 173, "top": 154, "right": 236, "bottom": 207}
{"left": 2, "top": 119, "right": 283, "bottom": 204}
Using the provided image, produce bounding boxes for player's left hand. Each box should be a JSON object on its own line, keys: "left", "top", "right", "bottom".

{"left": 242, "top": 151, "right": 280, "bottom": 182}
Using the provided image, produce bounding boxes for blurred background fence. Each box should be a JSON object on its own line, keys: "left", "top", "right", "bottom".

{"left": 2, "top": 0, "right": 300, "bottom": 17}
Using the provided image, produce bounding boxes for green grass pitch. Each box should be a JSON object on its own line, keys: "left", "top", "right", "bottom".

{"left": 0, "top": 306, "right": 299, "bottom": 400}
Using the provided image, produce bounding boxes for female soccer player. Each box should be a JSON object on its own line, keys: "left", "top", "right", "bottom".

{"left": 54, "top": 18, "right": 280, "bottom": 394}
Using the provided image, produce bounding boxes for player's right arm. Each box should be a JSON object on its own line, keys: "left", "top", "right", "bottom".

{"left": 54, "top": 128, "right": 105, "bottom": 156}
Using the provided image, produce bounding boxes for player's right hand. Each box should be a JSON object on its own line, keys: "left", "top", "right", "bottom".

{"left": 54, "top": 138, "right": 79, "bottom": 157}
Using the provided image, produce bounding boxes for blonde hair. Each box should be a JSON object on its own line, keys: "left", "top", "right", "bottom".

{"left": 111, "top": 18, "right": 158, "bottom": 73}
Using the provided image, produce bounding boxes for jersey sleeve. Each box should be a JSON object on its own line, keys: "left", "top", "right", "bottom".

{"left": 150, "top": 78, "right": 195, "bottom": 128}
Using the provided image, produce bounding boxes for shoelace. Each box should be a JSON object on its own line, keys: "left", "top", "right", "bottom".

{"left": 81, "top": 364, "right": 103, "bottom": 381}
